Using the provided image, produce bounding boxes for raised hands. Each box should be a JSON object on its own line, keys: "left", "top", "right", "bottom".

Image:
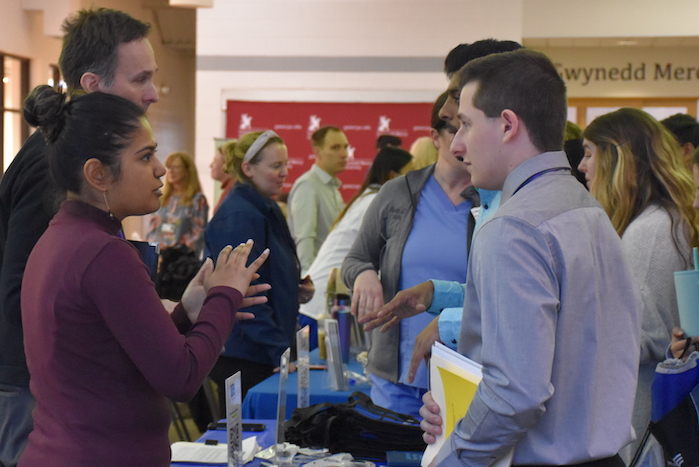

{"left": 205, "top": 239, "right": 270, "bottom": 298}
{"left": 180, "top": 242, "right": 271, "bottom": 322}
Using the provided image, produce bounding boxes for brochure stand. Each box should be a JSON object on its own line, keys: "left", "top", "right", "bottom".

{"left": 296, "top": 326, "right": 310, "bottom": 409}
{"left": 224, "top": 372, "right": 242, "bottom": 467}
{"left": 274, "top": 347, "right": 291, "bottom": 462}
{"left": 325, "top": 319, "right": 348, "bottom": 391}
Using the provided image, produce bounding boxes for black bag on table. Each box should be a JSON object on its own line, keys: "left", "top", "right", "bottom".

{"left": 155, "top": 244, "right": 201, "bottom": 301}
{"left": 648, "top": 384, "right": 699, "bottom": 465}
{"left": 630, "top": 351, "right": 699, "bottom": 467}
{"left": 283, "top": 391, "right": 426, "bottom": 461}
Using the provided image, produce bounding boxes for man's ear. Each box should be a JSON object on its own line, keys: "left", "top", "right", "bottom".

{"left": 501, "top": 109, "right": 520, "bottom": 143}
{"left": 80, "top": 73, "right": 103, "bottom": 93}
{"left": 83, "top": 158, "right": 112, "bottom": 192}
{"left": 429, "top": 128, "right": 441, "bottom": 149}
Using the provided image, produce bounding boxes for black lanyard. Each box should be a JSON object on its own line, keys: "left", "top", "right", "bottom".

{"left": 512, "top": 167, "right": 571, "bottom": 197}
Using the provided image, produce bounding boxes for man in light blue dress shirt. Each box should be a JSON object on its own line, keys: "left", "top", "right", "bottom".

{"left": 368, "top": 50, "right": 642, "bottom": 467}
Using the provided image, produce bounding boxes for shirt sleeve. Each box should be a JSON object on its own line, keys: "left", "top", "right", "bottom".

{"left": 435, "top": 217, "right": 558, "bottom": 466}
{"left": 289, "top": 180, "right": 319, "bottom": 274}
{"left": 341, "top": 187, "right": 388, "bottom": 290}
{"left": 427, "top": 280, "right": 466, "bottom": 314}
{"left": 82, "top": 240, "right": 242, "bottom": 402}
{"left": 438, "top": 307, "right": 463, "bottom": 350}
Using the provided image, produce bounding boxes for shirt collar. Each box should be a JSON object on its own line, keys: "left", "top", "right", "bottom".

{"left": 62, "top": 199, "right": 123, "bottom": 236}
{"left": 500, "top": 151, "right": 571, "bottom": 204}
{"left": 311, "top": 163, "right": 342, "bottom": 188}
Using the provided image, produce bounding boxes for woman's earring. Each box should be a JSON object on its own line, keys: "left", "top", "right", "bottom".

{"left": 103, "top": 191, "right": 115, "bottom": 220}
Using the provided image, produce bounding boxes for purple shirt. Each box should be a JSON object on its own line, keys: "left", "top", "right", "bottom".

{"left": 20, "top": 201, "right": 242, "bottom": 467}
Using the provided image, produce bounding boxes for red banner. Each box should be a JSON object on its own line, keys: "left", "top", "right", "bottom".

{"left": 226, "top": 100, "right": 433, "bottom": 201}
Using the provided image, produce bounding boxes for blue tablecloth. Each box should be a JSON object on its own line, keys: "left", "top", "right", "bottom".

{"left": 242, "top": 349, "right": 371, "bottom": 419}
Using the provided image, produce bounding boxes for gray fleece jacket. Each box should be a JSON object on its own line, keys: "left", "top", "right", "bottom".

{"left": 342, "top": 164, "right": 435, "bottom": 382}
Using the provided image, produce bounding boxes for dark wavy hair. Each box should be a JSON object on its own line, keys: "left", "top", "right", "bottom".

{"left": 444, "top": 39, "right": 522, "bottom": 78}
{"left": 24, "top": 85, "right": 144, "bottom": 194}
{"left": 59, "top": 8, "right": 151, "bottom": 92}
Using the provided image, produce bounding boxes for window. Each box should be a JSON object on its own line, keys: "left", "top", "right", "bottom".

{"left": 1, "top": 54, "right": 30, "bottom": 174}
{"left": 568, "top": 98, "right": 698, "bottom": 128}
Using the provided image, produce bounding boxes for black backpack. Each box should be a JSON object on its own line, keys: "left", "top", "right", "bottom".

{"left": 155, "top": 244, "right": 201, "bottom": 301}
{"left": 283, "top": 391, "right": 426, "bottom": 461}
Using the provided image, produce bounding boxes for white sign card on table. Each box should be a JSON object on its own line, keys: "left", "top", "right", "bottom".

{"left": 275, "top": 347, "right": 291, "bottom": 449}
{"left": 325, "top": 318, "right": 348, "bottom": 391}
{"left": 224, "top": 371, "right": 242, "bottom": 467}
{"left": 296, "top": 325, "right": 310, "bottom": 409}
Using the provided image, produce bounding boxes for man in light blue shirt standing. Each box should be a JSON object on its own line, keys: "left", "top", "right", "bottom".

{"left": 288, "top": 126, "right": 348, "bottom": 276}
{"left": 380, "top": 50, "right": 642, "bottom": 467}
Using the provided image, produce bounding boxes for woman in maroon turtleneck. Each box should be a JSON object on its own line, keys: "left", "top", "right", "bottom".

{"left": 19, "top": 85, "right": 269, "bottom": 467}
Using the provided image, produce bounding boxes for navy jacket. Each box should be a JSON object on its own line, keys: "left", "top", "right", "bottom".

{"left": 204, "top": 183, "right": 300, "bottom": 366}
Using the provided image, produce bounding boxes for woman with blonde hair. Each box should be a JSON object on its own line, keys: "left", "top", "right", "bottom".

{"left": 147, "top": 152, "right": 209, "bottom": 256}
{"left": 205, "top": 130, "right": 313, "bottom": 404}
{"left": 578, "top": 107, "right": 699, "bottom": 466}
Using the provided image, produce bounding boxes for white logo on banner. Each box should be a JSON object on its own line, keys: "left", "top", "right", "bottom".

{"left": 240, "top": 114, "right": 252, "bottom": 130}
{"left": 348, "top": 145, "right": 356, "bottom": 160}
{"left": 308, "top": 115, "right": 321, "bottom": 132}
{"left": 378, "top": 116, "right": 391, "bottom": 132}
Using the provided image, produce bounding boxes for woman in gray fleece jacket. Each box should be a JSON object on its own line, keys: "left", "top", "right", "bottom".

{"left": 342, "top": 92, "right": 477, "bottom": 417}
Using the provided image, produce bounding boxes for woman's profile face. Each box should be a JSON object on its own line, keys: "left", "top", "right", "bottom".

{"left": 578, "top": 138, "right": 598, "bottom": 189}
{"left": 433, "top": 128, "right": 470, "bottom": 177}
{"left": 245, "top": 143, "right": 289, "bottom": 198}
{"left": 166, "top": 156, "right": 187, "bottom": 186}
{"left": 107, "top": 118, "right": 165, "bottom": 220}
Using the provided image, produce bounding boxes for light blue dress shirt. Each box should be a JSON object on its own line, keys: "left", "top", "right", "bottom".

{"left": 435, "top": 151, "right": 642, "bottom": 466}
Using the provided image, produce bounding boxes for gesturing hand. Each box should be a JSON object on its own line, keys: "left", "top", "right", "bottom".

{"left": 360, "top": 280, "right": 434, "bottom": 332}
{"left": 205, "top": 240, "right": 270, "bottom": 298}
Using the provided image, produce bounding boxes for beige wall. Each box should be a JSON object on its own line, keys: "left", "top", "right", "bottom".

{"left": 6, "top": 0, "right": 699, "bottom": 236}
{"left": 523, "top": 0, "right": 699, "bottom": 38}
{"left": 194, "top": 0, "right": 525, "bottom": 205}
